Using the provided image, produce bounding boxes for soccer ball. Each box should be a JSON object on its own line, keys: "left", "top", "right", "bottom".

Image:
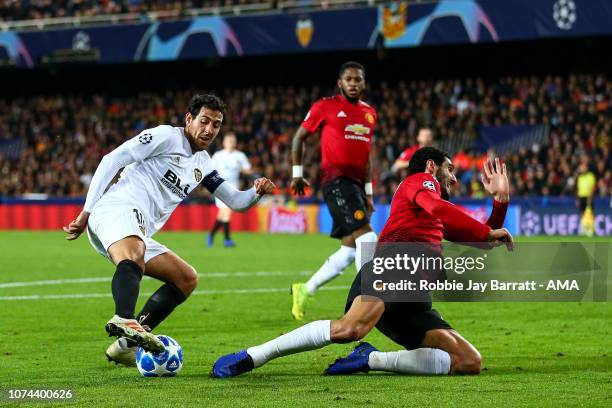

{"left": 136, "top": 335, "right": 183, "bottom": 377}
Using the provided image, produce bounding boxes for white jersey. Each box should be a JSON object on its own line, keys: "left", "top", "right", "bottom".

{"left": 84, "top": 125, "right": 223, "bottom": 237}
{"left": 212, "top": 149, "right": 251, "bottom": 188}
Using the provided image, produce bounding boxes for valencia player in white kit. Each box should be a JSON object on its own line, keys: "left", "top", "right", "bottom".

{"left": 207, "top": 132, "right": 252, "bottom": 247}
{"left": 63, "top": 95, "right": 275, "bottom": 365}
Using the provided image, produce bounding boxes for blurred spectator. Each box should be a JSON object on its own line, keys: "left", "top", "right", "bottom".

{"left": 0, "top": 74, "right": 610, "bottom": 201}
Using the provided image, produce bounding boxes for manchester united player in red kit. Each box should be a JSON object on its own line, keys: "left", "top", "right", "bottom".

{"left": 212, "top": 147, "right": 513, "bottom": 378}
{"left": 290, "top": 61, "right": 379, "bottom": 320}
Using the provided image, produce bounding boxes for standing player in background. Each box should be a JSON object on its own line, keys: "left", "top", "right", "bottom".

{"left": 576, "top": 161, "right": 596, "bottom": 237}
{"left": 208, "top": 132, "right": 253, "bottom": 247}
{"left": 63, "top": 94, "right": 275, "bottom": 366}
{"left": 391, "top": 127, "right": 434, "bottom": 172}
{"left": 212, "top": 148, "right": 513, "bottom": 378}
{"left": 289, "top": 61, "right": 379, "bottom": 320}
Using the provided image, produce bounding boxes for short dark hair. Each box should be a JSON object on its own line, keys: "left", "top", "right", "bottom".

{"left": 339, "top": 61, "right": 365, "bottom": 79}
{"left": 188, "top": 94, "right": 227, "bottom": 117}
{"left": 407, "top": 147, "right": 451, "bottom": 175}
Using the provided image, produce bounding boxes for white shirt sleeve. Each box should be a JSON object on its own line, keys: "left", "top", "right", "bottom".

{"left": 213, "top": 182, "right": 260, "bottom": 211}
{"left": 199, "top": 166, "right": 260, "bottom": 212}
{"left": 83, "top": 126, "right": 173, "bottom": 212}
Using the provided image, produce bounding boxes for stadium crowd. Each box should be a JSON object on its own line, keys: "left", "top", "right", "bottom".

{"left": 0, "top": 0, "right": 273, "bottom": 21}
{"left": 0, "top": 0, "right": 369, "bottom": 21}
{"left": 0, "top": 74, "right": 610, "bottom": 201}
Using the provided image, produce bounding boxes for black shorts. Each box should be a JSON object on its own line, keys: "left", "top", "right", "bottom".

{"left": 322, "top": 178, "right": 369, "bottom": 239}
{"left": 578, "top": 197, "right": 588, "bottom": 213}
{"left": 345, "top": 268, "right": 452, "bottom": 350}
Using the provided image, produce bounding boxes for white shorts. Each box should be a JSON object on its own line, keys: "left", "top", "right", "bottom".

{"left": 87, "top": 203, "right": 169, "bottom": 264}
{"left": 214, "top": 197, "right": 230, "bottom": 209}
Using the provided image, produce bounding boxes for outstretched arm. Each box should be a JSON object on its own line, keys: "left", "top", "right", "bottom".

{"left": 415, "top": 190, "right": 491, "bottom": 242}
{"left": 213, "top": 177, "right": 275, "bottom": 212}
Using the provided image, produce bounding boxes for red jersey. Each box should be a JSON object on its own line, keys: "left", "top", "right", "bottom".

{"left": 379, "top": 173, "right": 492, "bottom": 245}
{"left": 301, "top": 94, "right": 377, "bottom": 186}
{"left": 398, "top": 145, "right": 419, "bottom": 162}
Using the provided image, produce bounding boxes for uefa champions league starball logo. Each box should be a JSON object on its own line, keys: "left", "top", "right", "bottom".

{"left": 520, "top": 210, "right": 541, "bottom": 236}
{"left": 553, "top": 0, "right": 577, "bottom": 30}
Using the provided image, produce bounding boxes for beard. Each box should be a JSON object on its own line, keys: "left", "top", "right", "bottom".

{"left": 340, "top": 87, "right": 360, "bottom": 103}
{"left": 440, "top": 187, "right": 450, "bottom": 200}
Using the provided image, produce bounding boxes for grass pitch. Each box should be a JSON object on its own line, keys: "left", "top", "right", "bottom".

{"left": 0, "top": 232, "right": 610, "bottom": 407}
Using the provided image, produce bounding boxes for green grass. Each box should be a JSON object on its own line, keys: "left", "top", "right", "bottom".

{"left": 0, "top": 232, "right": 610, "bottom": 407}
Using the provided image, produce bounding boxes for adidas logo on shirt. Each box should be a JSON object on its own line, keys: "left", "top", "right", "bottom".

{"left": 337, "top": 111, "right": 347, "bottom": 118}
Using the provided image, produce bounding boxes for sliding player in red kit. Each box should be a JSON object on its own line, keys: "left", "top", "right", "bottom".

{"left": 213, "top": 147, "right": 512, "bottom": 378}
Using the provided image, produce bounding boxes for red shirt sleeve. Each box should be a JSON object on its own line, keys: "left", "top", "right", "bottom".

{"left": 398, "top": 146, "right": 417, "bottom": 162}
{"left": 301, "top": 100, "right": 326, "bottom": 133}
{"left": 414, "top": 189, "right": 491, "bottom": 242}
{"left": 486, "top": 200, "right": 508, "bottom": 229}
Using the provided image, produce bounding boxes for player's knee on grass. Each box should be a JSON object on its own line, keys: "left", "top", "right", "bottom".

{"left": 422, "top": 329, "right": 481, "bottom": 375}
{"left": 453, "top": 349, "right": 482, "bottom": 375}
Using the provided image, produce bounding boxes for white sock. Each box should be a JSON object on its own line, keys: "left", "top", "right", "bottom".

{"left": 368, "top": 348, "right": 451, "bottom": 375}
{"left": 305, "top": 246, "right": 355, "bottom": 295}
{"left": 246, "top": 320, "right": 331, "bottom": 368}
{"left": 355, "top": 231, "right": 377, "bottom": 271}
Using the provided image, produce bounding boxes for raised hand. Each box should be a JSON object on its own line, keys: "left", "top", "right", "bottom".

{"left": 481, "top": 157, "right": 509, "bottom": 202}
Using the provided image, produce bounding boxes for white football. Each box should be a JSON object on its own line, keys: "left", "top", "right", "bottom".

{"left": 136, "top": 335, "right": 183, "bottom": 377}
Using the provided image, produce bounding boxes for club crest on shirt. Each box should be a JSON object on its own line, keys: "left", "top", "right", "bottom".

{"left": 194, "top": 168, "right": 203, "bottom": 183}
{"left": 354, "top": 209, "right": 365, "bottom": 221}
{"left": 423, "top": 180, "right": 436, "bottom": 191}
{"left": 365, "top": 112, "right": 375, "bottom": 124}
{"left": 138, "top": 133, "right": 153, "bottom": 144}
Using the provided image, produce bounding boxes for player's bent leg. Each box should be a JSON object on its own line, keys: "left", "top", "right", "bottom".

{"left": 352, "top": 225, "right": 377, "bottom": 272}
{"left": 145, "top": 251, "right": 198, "bottom": 296}
{"left": 421, "top": 329, "right": 481, "bottom": 375}
{"left": 323, "top": 296, "right": 385, "bottom": 375}
{"left": 213, "top": 297, "right": 384, "bottom": 378}
{"left": 330, "top": 295, "right": 384, "bottom": 343}
{"left": 105, "top": 236, "right": 164, "bottom": 353}
{"left": 108, "top": 236, "right": 146, "bottom": 271}
{"left": 134, "top": 251, "right": 197, "bottom": 332}
{"left": 293, "top": 243, "right": 355, "bottom": 320}
{"left": 305, "top": 243, "right": 356, "bottom": 294}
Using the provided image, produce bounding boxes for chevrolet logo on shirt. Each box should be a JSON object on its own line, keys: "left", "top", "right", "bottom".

{"left": 344, "top": 124, "right": 370, "bottom": 136}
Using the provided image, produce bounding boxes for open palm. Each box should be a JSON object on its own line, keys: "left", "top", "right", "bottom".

{"left": 481, "top": 157, "right": 509, "bottom": 202}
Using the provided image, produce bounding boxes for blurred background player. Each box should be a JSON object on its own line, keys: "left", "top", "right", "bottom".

{"left": 576, "top": 161, "right": 596, "bottom": 237}
{"left": 63, "top": 94, "right": 275, "bottom": 366}
{"left": 289, "top": 61, "right": 379, "bottom": 320}
{"left": 208, "top": 132, "right": 253, "bottom": 247}
{"left": 391, "top": 127, "right": 434, "bottom": 173}
{"left": 212, "top": 148, "right": 513, "bottom": 378}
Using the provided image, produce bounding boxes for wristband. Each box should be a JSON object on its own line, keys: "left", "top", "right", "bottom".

{"left": 365, "top": 182, "right": 373, "bottom": 195}
{"left": 292, "top": 165, "right": 303, "bottom": 178}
